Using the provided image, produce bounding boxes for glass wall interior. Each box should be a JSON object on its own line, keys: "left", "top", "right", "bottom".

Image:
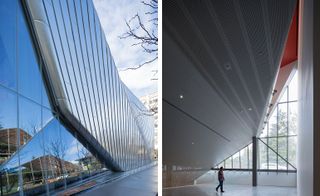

{"left": 257, "top": 71, "right": 298, "bottom": 171}
{"left": 0, "top": 0, "right": 155, "bottom": 194}
{"left": 216, "top": 144, "right": 253, "bottom": 170}
{"left": 33, "top": 0, "right": 155, "bottom": 171}
{"left": 215, "top": 71, "right": 298, "bottom": 171}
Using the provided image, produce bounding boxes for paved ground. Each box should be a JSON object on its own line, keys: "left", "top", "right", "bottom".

{"left": 80, "top": 166, "right": 158, "bottom": 196}
{"left": 163, "top": 184, "right": 297, "bottom": 196}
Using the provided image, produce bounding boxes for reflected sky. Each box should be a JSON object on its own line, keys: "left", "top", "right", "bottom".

{"left": 2, "top": 118, "right": 87, "bottom": 172}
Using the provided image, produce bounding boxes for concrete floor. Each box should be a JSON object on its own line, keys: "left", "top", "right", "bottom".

{"left": 80, "top": 166, "right": 158, "bottom": 196}
{"left": 163, "top": 184, "right": 297, "bottom": 196}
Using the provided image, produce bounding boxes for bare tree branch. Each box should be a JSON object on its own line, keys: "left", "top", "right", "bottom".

{"left": 119, "top": 56, "right": 157, "bottom": 71}
{"left": 119, "top": 0, "right": 158, "bottom": 72}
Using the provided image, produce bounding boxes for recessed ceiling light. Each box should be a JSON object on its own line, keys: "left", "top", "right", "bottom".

{"left": 224, "top": 63, "right": 231, "bottom": 70}
{"left": 248, "top": 107, "right": 252, "bottom": 111}
{"left": 179, "top": 94, "right": 184, "bottom": 99}
{"left": 191, "top": 142, "right": 194, "bottom": 145}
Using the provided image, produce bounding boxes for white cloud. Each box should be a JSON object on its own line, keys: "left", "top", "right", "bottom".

{"left": 93, "top": 0, "right": 158, "bottom": 97}
{"left": 65, "top": 139, "right": 78, "bottom": 157}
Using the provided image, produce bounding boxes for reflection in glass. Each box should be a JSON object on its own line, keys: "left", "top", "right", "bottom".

{"left": 0, "top": 0, "right": 17, "bottom": 90}
{"left": 0, "top": 87, "right": 17, "bottom": 165}
{"left": 0, "top": 0, "right": 154, "bottom": 195}
{"left": 18, "top": 2, "right": 42, "bottom": 104}
{"left": 19, "top": 97, "right": 41, "bottom": 143}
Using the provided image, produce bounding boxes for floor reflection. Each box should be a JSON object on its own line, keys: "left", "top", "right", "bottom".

{"left": 163, "top": 184, "right": 297, "bottom": 196}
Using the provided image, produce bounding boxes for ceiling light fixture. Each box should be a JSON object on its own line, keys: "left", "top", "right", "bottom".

{"left": 224, "top": 63, "right": 231, "bottom": 70}
{"left": 248, "top": 107, "right": 252, "bottom": 111}
{"left": 179, "top": 94, "right": 184, "bottom": 99}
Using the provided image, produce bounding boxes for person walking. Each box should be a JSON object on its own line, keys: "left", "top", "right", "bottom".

{"left": 215, "top": 167, "right": 225, "bottom": 192}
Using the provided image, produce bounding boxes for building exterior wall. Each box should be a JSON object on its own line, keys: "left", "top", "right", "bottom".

{"left": 140, "top": 92, "right": 158, "bottom": 150}
{"left": 0, "top": 0, "right": 154, "bottom": 194}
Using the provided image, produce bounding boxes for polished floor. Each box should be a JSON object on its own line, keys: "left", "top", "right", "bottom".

{"left": 80, "top": 165, "right": 158, "bottom": 196}
{"left": 163, "top": 184, "right": 297, "bottom": 196}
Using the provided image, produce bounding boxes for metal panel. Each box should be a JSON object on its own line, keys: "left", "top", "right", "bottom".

{"left": 23, "top": 0, "right": 154, "bottom": 171}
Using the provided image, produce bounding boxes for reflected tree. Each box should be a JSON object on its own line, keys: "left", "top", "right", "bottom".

{"left": 46, "top": 139, "right": 66, "bottom": 177}
{"left": 79, "top": 147, "right": 91, "bottom": 174}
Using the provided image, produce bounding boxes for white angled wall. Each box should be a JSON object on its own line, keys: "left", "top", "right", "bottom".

{"left": 297, "top": 0, "right": 314, "bottom": 195}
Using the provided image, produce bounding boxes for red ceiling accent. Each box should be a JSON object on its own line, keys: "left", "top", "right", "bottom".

{"left": 280, "top": 7, "right": 298, "bottom": 68}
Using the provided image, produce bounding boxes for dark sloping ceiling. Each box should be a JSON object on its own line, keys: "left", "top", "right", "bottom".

{"left": 163, "top": 0, "right": 297, "bottom": 168}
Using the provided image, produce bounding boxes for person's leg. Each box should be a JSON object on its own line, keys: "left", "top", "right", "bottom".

{"left": 220, "top": 181, "right": 224, "bottom": 192}
{"left": 216, "top": 181, "right": 221, "bottom": 191}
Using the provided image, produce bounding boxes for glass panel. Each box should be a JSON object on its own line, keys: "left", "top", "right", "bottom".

{"left": 278, "top": 103, "right": 288, "bottom": 136}
{"left": 278, "top": 137, "right": 287, "bottom": 160}
{"left": 60, "top": 127, "right": 82, "bottom": 183}
{"left": 279, "top": 87, "right": 288, "bottom": 103}
{"left": 42, "top": 85, "right": 51, "bottom": 109}
{"left": 232, "top": 153, "right": 240, "bottom": 168}
{"left": 0, "top": 153, "right": 20, "bottom": 195}
{"left": 0, "top": 0, "right": 17, "bottom": 90}
{"left": 240, "top": 147, "right": 248, "bottom": 169}
{"left": 225, "top": 157, "right": 231, "bottom": 168}
{"left": 42, "top": 119, "right": 65, "bottom": 192}
{"left": 278, "top": 137, "right": 287, "bottom": 170}
{"left": 278, "top": 156, "right": 287, "bottom": 170}
{"left": 19, "top": 131, "right": 46, "bottom": 191}
{"left": 18, "top": 4, "right": 42, "bottom": 104}
{"left": 288, "top": 71, "right": 298, "bottom": 101}
{"left": 19, "top": 97, "right": 41, "bottom": 144}
{"left": 268, "top": 108, "right": 277, "bottom": 137}
{"left": 289, "top": 102, "right": 298, "bottom": 135}
{"left": 288, "top": 136, "right": 297, "bottom": 167}
{"left": 248, "top": 144, "right": 252, "bottom": 169}
{"left": 259, "top": 139, "right": 267, "bottom": 169}
{"left": 0, "top": 87, "right": 18, "bottom": 165}
{"left": 268, "top": 138, "right": 277, "bottom": 169}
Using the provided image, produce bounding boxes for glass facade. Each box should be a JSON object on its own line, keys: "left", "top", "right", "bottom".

{"left": 216, "top": 144, "right": 252, "bottom": 170}
{"left": 0, "top": 0, "right": 154, "bottom": 194}
{"left": 258, "top": 71, "right": 298, "bottom": 170}
{"left": 216, "top": 71, "right": 298, "bottom": 171}
{"left": 24, "top": 0, "right": 154, "bottom": 172}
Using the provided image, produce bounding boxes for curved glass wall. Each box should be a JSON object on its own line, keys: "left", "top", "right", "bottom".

{"left": 24, "top": 0, "right": 154, "bottom": 171}
{"left": 0, "top": 0, "right": 154, "bottom": 194}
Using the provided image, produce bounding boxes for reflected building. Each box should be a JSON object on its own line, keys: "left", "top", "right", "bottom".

{"left": 0, "top": 129, "right": 31, "bottom": 165}
{"left": 0, "top": 0, "right": 154, "bottom": 195}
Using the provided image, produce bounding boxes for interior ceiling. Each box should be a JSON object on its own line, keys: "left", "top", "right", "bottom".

{"left": 163, "top": 0, "right": 297, "bottom": 168}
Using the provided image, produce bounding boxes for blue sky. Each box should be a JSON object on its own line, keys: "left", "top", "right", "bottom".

{"left": 93, "top": 0, "right": 158, "bottom": 98}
